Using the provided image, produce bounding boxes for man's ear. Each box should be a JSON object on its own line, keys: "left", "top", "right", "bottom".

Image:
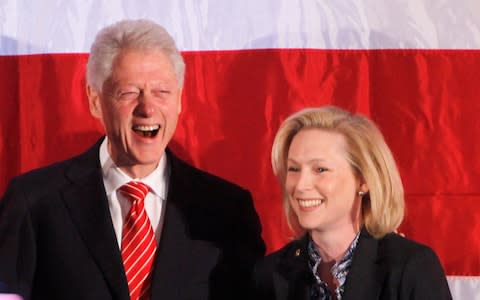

{"left": 87, "top": 85, "right": 102, "bottom": 119}
{"left": 176, "top": 88, "right": 183, "bottom": 114}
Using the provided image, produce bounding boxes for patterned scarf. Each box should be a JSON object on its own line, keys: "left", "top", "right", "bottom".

{"left": 307, "top": 233, "right": 360, "bottom": 300}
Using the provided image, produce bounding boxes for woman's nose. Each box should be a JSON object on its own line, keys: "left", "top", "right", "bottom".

{"left": 296, "top": 170, "right": 313, "bottom": 191}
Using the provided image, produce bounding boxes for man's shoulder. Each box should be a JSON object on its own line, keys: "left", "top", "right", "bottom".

{"left": 6, "top": 159, "right": 72, "bottom": 193}
{"left": 4, "top": 142, "right": 99, "bottom": 198}
{"left": 168, "top": 151, "right": 249, "bottom": 195}
{"left": 166, "top": 151, "right": 263, "bottom": 246}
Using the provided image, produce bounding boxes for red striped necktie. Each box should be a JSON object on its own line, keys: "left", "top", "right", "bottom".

{"left": 119, "top": 181, "right": 157, "bottom": 300}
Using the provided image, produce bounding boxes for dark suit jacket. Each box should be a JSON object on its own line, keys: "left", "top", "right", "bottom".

{"left": 0, "top": 138, "right": 266, "bottom": 300}
{"left": 253, "top": 228, "right": 452, "bottom": 300}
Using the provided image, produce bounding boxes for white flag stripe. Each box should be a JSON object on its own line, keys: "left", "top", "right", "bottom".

{"left": 447, "top": 276, "right": 480, "bottom": 300}
{"left": 1, "top": 0, "right": 480, "bottom": 55}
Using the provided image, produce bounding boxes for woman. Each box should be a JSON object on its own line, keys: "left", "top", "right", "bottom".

{"left": 253, "top": 106, "right": 452, "bottom": 300}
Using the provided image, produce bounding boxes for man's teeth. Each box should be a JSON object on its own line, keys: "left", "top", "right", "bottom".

{"left": 133, "top": 125, "right": 160, "bottom": 137}
{"left": 133, "top": 125, "right": 160, "bottom": 132}
{"left": 298, "top": 199, "right": 324, "bottom": 208}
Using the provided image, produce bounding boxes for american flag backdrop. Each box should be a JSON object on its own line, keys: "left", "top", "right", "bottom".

{"left": 1, "top": 1, "right": 479, "bottom": 298}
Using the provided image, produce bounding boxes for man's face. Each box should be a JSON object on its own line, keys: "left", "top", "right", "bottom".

{"left": 88, "top": 49, "right": 182, "bottom": 178}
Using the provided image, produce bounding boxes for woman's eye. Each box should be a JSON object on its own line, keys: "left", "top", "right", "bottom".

{"left": 315, "top": 167, "right": 327, "bottom": 173}
{"left": 287, "top": 166, "right": 299, "bottom": 172}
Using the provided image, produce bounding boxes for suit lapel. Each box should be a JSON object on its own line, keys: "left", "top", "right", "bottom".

{"left": 61, "top": 140, "right": 130, "bottom": 300}
{"left": 342, "top": 228, "right": 384, "bottom": 300}
{"left": 275, "top": 236, "right": 313, "bottom": 300}
{"left": 150, "top": 151, "right": 200, "bottom": 298}
{"left": 150, "top": 201, "right": 192, "bottom": 298}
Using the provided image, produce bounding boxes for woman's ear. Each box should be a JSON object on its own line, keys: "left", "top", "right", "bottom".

{"left": 359, "top": 178, "right": 369, "bottom": 194}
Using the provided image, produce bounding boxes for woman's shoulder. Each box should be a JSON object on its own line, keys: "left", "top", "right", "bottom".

{"left": 376, "top": 232, "right": 437, "bottom": 261}
{"left": 254, "top": 236, "right": 310, "bottom": 276}
{"left": 358, "top": 230, "right": 452, "bottom": 298}
{"left": 257, "top": 238, "right": 304, "bottom": 265}
{"left": 367, "top": 230, "right": 446, "bottom": 276}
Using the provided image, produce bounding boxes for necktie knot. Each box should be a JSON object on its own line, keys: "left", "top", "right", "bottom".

{"left": 119, "top": 181, "right": 150, "bottom": 204}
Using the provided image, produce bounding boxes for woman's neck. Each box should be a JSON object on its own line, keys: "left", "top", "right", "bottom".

{"left": 310, "top": 224, "right": 360, "bottom": 263}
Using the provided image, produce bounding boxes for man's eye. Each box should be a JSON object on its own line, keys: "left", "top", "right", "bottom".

{"left": 152, "top": 89, "right": 171, "bottom": 97}
{"left": 117, "top": 90, "right": 140, "bottom": 101}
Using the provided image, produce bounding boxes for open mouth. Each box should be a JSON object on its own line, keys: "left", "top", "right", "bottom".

{"left": 132, "top": 124, "right": 161, "bottom": 138}
{"left": 297, "top": 198, "right": 324, "bottom": 208}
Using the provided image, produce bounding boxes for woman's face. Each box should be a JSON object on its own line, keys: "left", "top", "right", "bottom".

{"left": 285, "top": 128, "right": 365, "bottom": 236}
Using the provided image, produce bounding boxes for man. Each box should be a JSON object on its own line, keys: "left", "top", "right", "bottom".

{"left": 0, "top": 19, "right": 265, "bottom": 300}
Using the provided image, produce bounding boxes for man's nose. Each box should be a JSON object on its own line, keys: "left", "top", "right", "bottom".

{"left": 135, "top": 91, "right": 155, "bottom": 117}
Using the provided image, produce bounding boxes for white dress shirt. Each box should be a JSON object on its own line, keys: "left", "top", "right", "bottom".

{"left": 99, "top": 138, "right": 169, "bottom": 248}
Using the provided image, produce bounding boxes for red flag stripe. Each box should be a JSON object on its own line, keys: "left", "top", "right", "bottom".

{"left": 1, "top": 50, "right": 479, "bottom": 278}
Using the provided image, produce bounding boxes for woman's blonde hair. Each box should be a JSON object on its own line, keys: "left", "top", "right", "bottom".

{"left": 271, "top": 105, "right": 404, "bottom": 239}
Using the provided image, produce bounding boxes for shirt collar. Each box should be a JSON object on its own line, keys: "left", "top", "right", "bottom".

{"left": 99, "top": 137, "right": 169, "bottom": 199}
